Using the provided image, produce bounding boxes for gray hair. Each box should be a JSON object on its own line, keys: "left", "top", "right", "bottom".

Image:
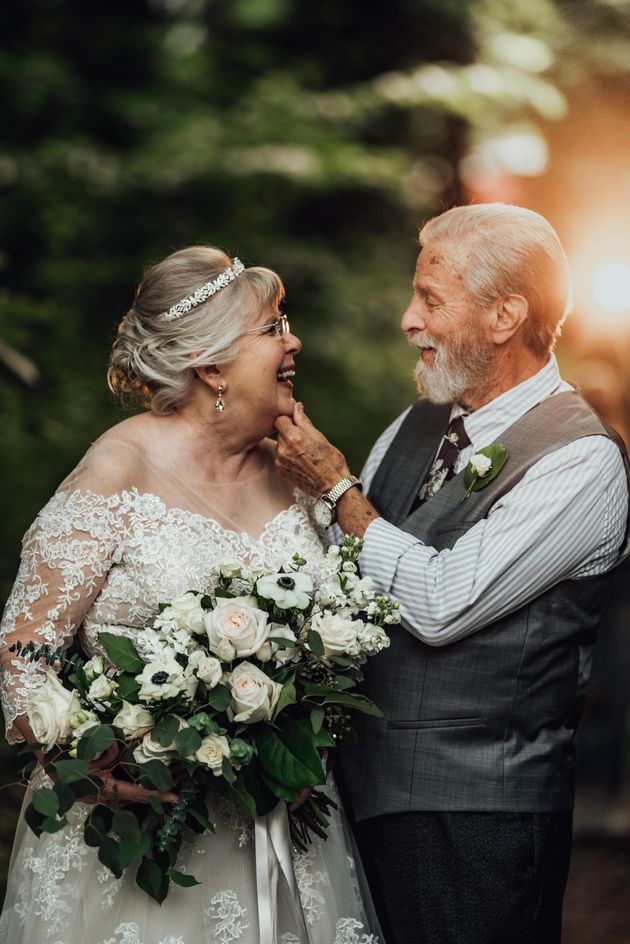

{"left": 108, "top": 246, "right": 284, "bottom": 414}
{"left": 419, "top": 203, "right": 572, "bottom": 357}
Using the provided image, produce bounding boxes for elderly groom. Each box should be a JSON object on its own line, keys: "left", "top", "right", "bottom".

{"left": 275, "top": 204, "right": 630, "bottom": 944}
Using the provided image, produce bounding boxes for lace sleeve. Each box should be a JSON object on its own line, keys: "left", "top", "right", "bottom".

{"left": 0, "top": 489, "right": 123, "bottom": 743}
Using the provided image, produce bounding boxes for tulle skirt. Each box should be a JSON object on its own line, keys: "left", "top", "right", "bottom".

{"left": 0, "top": 773, "right": 380, "bottom": 944}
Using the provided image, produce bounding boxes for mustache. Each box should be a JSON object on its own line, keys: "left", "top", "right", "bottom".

{"left": 406, "top": 330, "right": 441, "bottom": 351}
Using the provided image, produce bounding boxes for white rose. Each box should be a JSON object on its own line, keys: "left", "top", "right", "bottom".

{"left": 88, "top": 675, "right": 118, "bottom": 703}
{"left": 469, "top": 453, "right": 492, "bottom": 477}
{"left": 310, "top": 611, "right": 361, "bottom": 659}
{"left": 256, "top": 572, "right": 313, "bottom": 610}
{"left": 113, "top": 701, "right": 155, "bottom": 739}
{"left": 195, "top": 733, "right": 230, "bottom": 775}
{"left": 26, "top": 669, "right": 82, "bottom": 752}
{"left": 227, "top": 661, "right": 282, "bottom": 724}
{"left": 83, "top": 655, "right": 105, "bottom": 681}
{"left": 204, "top": 599, "right": 269, "bottom": 661}
{"left": 133, "top": 718, "right": 189, "bottom": 765}
{"left": 219, "top": 560, "right": 242, "bottom": 579}
{"left": 192, "top": 655, "right": 223, "bottom": 688}
{"left": 269, "top": 625, "right": 300, "bottom": 667}
{"left": 136, "top": 656, "right": 197, "bottom": 702}
{"left": 156, "top": 592, "right": 205, "bottom": 635}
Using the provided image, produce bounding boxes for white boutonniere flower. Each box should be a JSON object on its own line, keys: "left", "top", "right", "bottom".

{"left": 461, "top": 442, "right": 509, "bottom": 501}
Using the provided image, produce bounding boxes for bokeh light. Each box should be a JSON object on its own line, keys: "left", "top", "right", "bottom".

{"left": 592, "top": 262, "right": 630, "bottom": 312}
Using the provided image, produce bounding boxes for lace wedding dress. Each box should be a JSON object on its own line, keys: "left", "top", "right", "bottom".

{"left": 0, "top": 433, "right": 380, "bottom": 944}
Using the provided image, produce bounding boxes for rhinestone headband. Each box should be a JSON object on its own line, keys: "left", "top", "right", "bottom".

{"left": 159, "top": 258, "right": 245, "bottom": 322}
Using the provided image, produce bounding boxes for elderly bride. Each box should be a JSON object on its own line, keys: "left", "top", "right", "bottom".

{"left": 0, "top": 247, "right": 380, "bottom": 944}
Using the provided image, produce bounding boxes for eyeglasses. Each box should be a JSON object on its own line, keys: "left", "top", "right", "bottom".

{"left": 241, "top": 314, "right": 291, "bottom": 339}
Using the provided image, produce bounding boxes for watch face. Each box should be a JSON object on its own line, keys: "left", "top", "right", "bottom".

{"left": 314, "top": 498, "right": 334, "bottom": 528}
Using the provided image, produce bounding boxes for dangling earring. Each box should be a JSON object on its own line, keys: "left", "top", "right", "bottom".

{"left": 215, "top": 384, "right": 225, "bottom": 413}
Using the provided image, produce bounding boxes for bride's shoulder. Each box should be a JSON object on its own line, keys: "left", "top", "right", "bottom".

{"left": 60, "top": 414, "right": 154, "bottom": 497}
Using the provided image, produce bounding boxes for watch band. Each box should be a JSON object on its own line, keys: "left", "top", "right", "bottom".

{"left": 323, "top": 475, "right": 363, "bottom": 507}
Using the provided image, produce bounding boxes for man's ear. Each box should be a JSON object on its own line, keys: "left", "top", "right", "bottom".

{"left": 488, "top": 294, "right": 529, "bottom": 346}
{"left": 194, "top": 363, "right": 224, "bottom": 393}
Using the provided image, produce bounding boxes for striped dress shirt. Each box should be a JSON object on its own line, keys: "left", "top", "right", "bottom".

{"left": 357, "top": 355, "right": 629, "bottom": 646}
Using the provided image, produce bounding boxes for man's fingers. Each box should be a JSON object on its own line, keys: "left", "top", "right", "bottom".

{"left": 274, "top": 415, "right": 294, "bottom": 435}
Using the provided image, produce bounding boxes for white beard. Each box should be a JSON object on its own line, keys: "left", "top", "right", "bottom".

{"left": 410, "top": 330, "right": 495, "bottom": 405}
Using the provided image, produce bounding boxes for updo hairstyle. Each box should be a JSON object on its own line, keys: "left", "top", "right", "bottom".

{"left": 108, "top": 246, "right": 284, "bottom": 414}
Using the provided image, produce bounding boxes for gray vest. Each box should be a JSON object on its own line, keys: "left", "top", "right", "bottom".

{"left": 339, "top": 391, "right": 630, "bottom": 820}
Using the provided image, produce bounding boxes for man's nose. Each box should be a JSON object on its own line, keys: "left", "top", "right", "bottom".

{"left": 401, "top": 300, "right": 426, "bottom": 334}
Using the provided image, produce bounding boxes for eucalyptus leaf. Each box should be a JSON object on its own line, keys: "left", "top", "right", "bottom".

{"left": 77, "top": 725, "right": 115, "bottom": 762}
{"left": 206, "top": 684, "right": 231, "bottom": 711}
{"left": 32, "top": 787, "right": 59, "bottom": 817}
{"left": 137, "top": 760, "right": 175, "bottom": 792}
{"left": 41, "top": 815, "right": 68, "bottom": 833}
{"left": 136, "top": 857, "right": 169, "bottom": 904}
{"left": 153, "top": 715, "right": 180, "bottom": 747}
{"left": 55, "top": 758, "right": 90, "bottom": 784}
{"left": 175, "top": 726, "right": 202, "bottom": 758}
{"left": 168, "top": 867, "right": 201, "bottom": 887}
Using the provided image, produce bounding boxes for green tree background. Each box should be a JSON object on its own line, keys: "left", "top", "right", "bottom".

{"left": 2, "top": 0, "right": 630, "bottom": 915}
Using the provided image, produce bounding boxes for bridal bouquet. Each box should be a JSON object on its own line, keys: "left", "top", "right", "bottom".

{"left": 13, "top": 535, "right": 399, "bottom": 903}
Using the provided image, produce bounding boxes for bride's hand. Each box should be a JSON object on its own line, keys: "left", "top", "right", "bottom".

{"left": 82, "top": 743, "right": 179, "bottom": 806}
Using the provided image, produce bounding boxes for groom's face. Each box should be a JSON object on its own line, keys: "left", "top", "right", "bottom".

{"left": 401, "top": 241, "right": 496, "bottom": 405}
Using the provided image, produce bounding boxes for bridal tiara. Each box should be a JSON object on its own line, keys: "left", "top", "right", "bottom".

{"left": 159, "top": 258, "right": 245, "bottom": 322}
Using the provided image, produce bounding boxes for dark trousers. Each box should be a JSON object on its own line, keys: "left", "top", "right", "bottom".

{"left": 353, "top": 811, "right": 573, "bottom": 944}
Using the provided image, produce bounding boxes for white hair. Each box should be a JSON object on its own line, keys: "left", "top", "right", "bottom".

{"left": 108, "top": 246, "right": 283, "bottom": 414}
{"left": 419, "top": 203, "right": 572, "bottom": 357}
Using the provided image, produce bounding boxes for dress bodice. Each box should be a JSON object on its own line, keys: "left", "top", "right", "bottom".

{"left": 0, "top": 485, "right": 325, "bottom": 740}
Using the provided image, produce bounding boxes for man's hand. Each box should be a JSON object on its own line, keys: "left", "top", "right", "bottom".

{"left": 82, "top": 743, "right": 179, "bottom": 806}
{"left": 275, "top": 403, "right": 352, "bottom": 496}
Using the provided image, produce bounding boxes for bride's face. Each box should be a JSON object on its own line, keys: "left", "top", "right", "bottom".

{"left": 226, "top": 303, "right": 302, "bottom": 433}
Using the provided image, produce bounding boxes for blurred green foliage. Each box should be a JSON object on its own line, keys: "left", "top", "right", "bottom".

{"left": 2, "top": 0, "right": 630, "bottom": 905}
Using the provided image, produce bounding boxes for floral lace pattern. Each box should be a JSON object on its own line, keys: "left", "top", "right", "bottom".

{"left": 217, "top": 796, "right": 254, "bottom": 848}
{"left": 292, "top": 848, "right": 327, "bottom": 927}
{"left": 15, "top": 827, "right": 90, "bottom": 935}
{"left": 0, "top": 487, "right": 323, "bottom": 739}
{"left": 333, "top": 918, "right": 379, "bottom": 944}
{"left": 100, "top": 924, "right": 186, "bottom": 944}
{"left": 204, "top": 890, "right": 249, "bottom": 942}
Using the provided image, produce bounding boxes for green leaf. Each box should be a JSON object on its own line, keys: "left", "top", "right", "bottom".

{"left": 272, "top": 675, "right": 297, "bottom": 720}
{"left": 331, "top": 675, "right": 356, "bottom": 690}
{"left": 98, "top": 837, "right": 123, "bottom": 878}
{"left": 112, "top": 809, "right": 142, "bottom": 841}
{"left": 313, "top": 726, "right": 335, "bottom": 748}
{"left": 205, "top": 684, "right": 231, "bottom": 711}
{"left": 268, "top": 636, "right": 298, "bottom": 648}
{"left": 53, "top": 781, "right": 77, "bottom": 815}
{"left": 148, "top": 796, "right": 165, "bottom": 816}
{"left": 32, "top": 787, "right": 59, "bottom": 817}
{"left": 462, "top": 442, "right": 509, "bottom": 496}
{"left": 317, "top": 691, "right": 384, "bottom": 717}
{"left": 260, "top": 769, "right": 299, "bottom": 802}
{"left": 307, "top": 629, "right": 324, "bottom": 656}
{"left": 137, "top": 760, "right": 175, "bottom": 792}
{"left": 84, "top": 806, "right": 113, "bottom": 847}
{"left": 240, "top": 763, "right": 278, "bottom": 817}
{"left": 310, "top": 706, "right": 325, "bottom": 734}
{"left": 77, "top": 725, "right": 115, "bottom": 762}
{"left": 98, "top": 632, "right": 146, "bottom": 673}
{"left": 24, "top": 804, "right": 45, "bottom": 837}
{"left": 136, "top": 857, "right": 169, "bottom": 904}
{"left": 214, "top": 589, "right": 236, "bottom": 599}
{"left": 41, "top": 815, "right": 68, "bottom": 833}
{"left": 153, "top": 715, "right": 180, "bottom": 747}
{"left": 187, "top": 807, "right": 215, "bottom": 833}
{"left": 168, "top": 867, "right": 201, "bottom": 887}
{"left": 221, "top": 757, "right": 237, "bottom": 784}
{"left": 117, "top": 674, "right": 141, "bottom": 701}
{"left": 174, "top": 726, "right": 202, "bottom": 758}
{"left": 117, "top": 834, "right": 151, "bottom": 868}
{"left": 55, "top": 758, "right": 90, "bottom": 784}
{"left": 330, "top": 655, "right": 354, "bottom": 667}
{"left": 256, "top": 717, "right": 325, "bottom": 790}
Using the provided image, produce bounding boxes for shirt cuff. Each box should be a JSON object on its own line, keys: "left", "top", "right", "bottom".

{"left": 360, "top": 517, "right": 423, "bottom": 593}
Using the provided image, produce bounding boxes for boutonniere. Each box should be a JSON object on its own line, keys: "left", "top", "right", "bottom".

{"left": 461, "top": 443, "right": 509, "bottom": 502}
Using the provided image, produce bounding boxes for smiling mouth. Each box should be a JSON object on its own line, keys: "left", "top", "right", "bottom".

{"left": 277, "top": 369, "right": 295, "bottom": 383}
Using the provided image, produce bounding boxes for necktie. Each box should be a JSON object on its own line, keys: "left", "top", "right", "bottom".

{"left": 413, "top": 413, "right": 471, "bottom": 509}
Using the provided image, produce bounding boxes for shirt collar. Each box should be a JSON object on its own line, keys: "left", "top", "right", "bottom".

{"left": 451, "top": 355, "right": 563, "bottom": 450}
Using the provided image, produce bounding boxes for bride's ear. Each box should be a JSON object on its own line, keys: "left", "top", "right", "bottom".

{"left": 194, "top": 363, "right": 225, "bottom": 394}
